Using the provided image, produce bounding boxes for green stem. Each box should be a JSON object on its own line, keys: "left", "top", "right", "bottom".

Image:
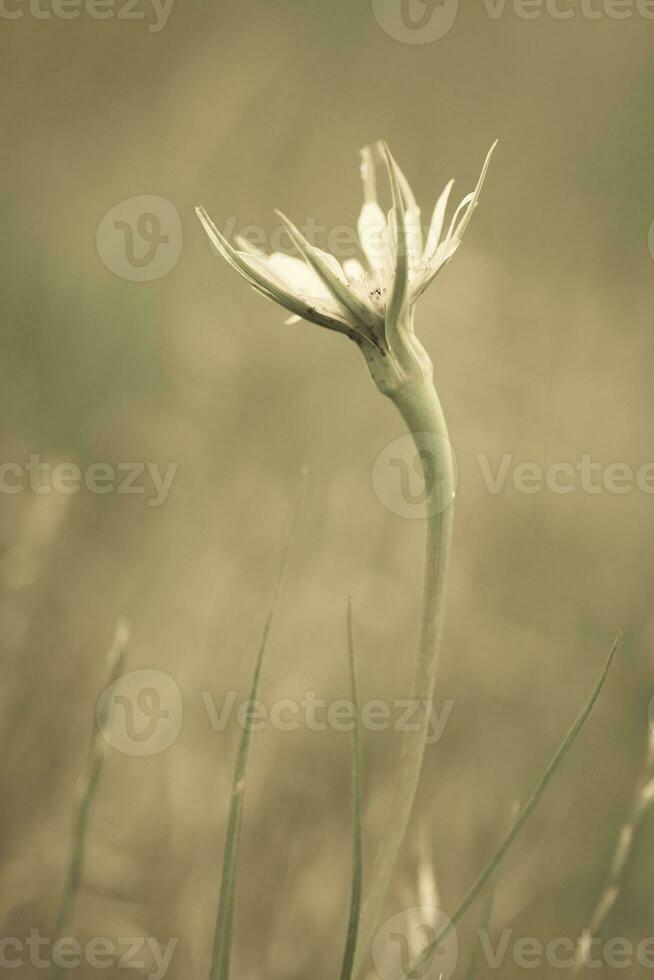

{"left": 354, "top": 376, "right": 455, "bottom": 974}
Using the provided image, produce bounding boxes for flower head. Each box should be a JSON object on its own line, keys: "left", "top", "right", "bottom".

{"left": 196, "top": 139, "right": 496, "bottom": 395}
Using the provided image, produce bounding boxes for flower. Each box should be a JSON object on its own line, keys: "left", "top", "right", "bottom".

{"left": 195, "top": 144, "right": 497, "bottom": 968}
{"left": 195, "top": 139, "right": 496, "bottom": 395}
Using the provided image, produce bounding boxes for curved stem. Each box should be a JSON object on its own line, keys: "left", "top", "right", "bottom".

{"left": 354, "top": 376, "right": 454, "bottom": 975}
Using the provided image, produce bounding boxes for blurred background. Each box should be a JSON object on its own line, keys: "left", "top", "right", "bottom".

{"left": 1, "top": 1, "right": 654, "bottom": 976}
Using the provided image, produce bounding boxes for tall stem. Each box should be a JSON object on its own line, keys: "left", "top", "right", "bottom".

{"left": 355, "top": 376, "right": 454, "bottom": 974}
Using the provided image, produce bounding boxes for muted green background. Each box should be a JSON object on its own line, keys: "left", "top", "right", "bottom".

{"left": 1, "top": 2, "right": 654, "bottom": 977}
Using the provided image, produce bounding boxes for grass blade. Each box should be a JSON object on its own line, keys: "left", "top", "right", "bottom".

{"left": 402, "top": 631, "right": 622, "bottom": 980}
{"left": 339, "top": 598, "right": 364, "bottom": 980}
{"left": 209, "top": 471, "right": 307, "bottom": 980}
{"left": 572, "top": 722, "right": 654, "bottom": 973}
{"left": 52, "top": 620, "right": 130, "bottom": 975}
{"left": 464, "top": 879, "right": 497, "bottom": 980}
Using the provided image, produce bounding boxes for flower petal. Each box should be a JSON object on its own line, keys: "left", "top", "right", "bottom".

{"left": 268, "top": 252, "right": 333, "bottom": 301}
{"left": 343, "top": 258, "right": 366, "bottom": 281}
{"left": 444, "top": 192, "right": 474, "bottom": 245}
{"left": 360, "top": 144, "right": 379, "bottom": 205}
{"left": 388, "top": 150, "right": 423, "bottom": 262}
{"left": 357, "top": 200, "right": 388, "bottom": 273}
{"left": 195, "top": 207, "right": 354, "bottom": 335}
{"left": 275, "top": 209, "right": 381, "bottom": 332}
{"left": 450, "top": 139, "right": 498, "bottom": 243}
{"left": 235, "top": 234, "right": 265, "bottom": 256}
{"left": 411, "top": 237, "right": 460, "bottom": 302}
{"left": 380, "top": 143, "right": 409, "bottom": 333}
{"left": 238, "top": 252, "right": 348, "bottom": 323}
{"left": 424, "top": 179, "right": 455, "bottom": 261}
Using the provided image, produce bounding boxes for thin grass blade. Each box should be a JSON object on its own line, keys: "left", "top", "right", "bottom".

{"left": 402, "top": 631, "right": 622, "bottom": 980}
{"left": 464, "top": 880, "right": 497, "bottom": 980}
{"left": 52, "top": 620, "right": 130, "bottom": 977}
{"left": 339, "top": 598, "right": 364, "bottom": 980}
{"left": 210, "top": 470, "right": 307, "bottom": 980}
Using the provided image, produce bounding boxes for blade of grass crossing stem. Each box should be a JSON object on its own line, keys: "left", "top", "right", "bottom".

{"left": 53, "top": 620, "right": 130, "bottom": 976}
{"left": 210, "top": 471, "right": 307, "bottom": 980}
{"left": 402, "top": 631, "right": 622, "bottom": 980}
{"left": 464, "top": 880, "right": 497, "bottom": 980}
{"left": 340, "top": 598, "right": 364, "bottom": 980}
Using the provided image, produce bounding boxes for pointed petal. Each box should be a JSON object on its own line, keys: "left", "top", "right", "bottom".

{"left": 392, "top": 154, "right": 419, "bottom": 213}
{"left": 357, "top": 200, "right": 388, "bottom": 272}
{"left": 451, "top": 139, "right": 498, "bottom": 243}
{"left": 195, "top": 208, "right": 354, "bottom": 335}
{"left": 268, "top": 252, "right": 333, "bottom": 301}
{"left": 343, "top": 258, "right": 366, "bottom": 281}
{"left": 235, "top": 234, "right": 265, "bottom": 256}
{"left": 196, "top": 207, "right": 255, "bottom": 280}
{"left": 380, "top": 143, "right": 409, "bottom": 331}
{"left": 238, "top": 253, "right": 348, "bottom": 324}
{"left": 410, "top": 237, "right": 460, "bottom": 302}
{"left": 275, "top": 210, "right": 380, "bottom": 332}
{"left": 444, "top": 192, "right": 474, "bottom": 244}
{"left": 424, "top": 179, "right": 455, "bottom": 260}
{"left": 405, "top": 207, "right": 423, "bottom": 266}
{"left": 359, "top": 144, "right": 379, "bottom": 205}
{"left": 388, "top": 150, "right": 423, "bottom": 261}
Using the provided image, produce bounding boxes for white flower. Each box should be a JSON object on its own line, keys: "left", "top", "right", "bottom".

{"left": 196, "top": 139, "right": 496, "bottom": 393}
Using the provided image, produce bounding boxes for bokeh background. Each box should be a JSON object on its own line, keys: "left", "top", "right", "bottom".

{"left": 1, "top": 1, "right": 654, "bottom": 977}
